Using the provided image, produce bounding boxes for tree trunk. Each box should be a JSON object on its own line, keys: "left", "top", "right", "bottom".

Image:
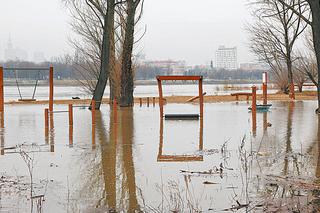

{"left": 91, "top": 0, "right": 115, "bottom": 109}
{"left": 310, "top": 0, "right": 320, "bottom": 112}
{"left": 120, "top": 0, "right": 136, "bottom": 107}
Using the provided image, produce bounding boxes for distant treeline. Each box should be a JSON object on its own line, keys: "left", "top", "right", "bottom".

{"left": 1, "top": 60, "right": 73, "bottom": 80}
{"left": 136, "top": 65, "right": 266, "bottom": 80}
{"left": 1, "top": 60, "right": 266, "bottom": 81}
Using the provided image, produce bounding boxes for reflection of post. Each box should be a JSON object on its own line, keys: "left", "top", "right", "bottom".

{"left": 199, "top": 77, "right": 204, "bottom": 118}
{"left": 121, "top": 108, "right": 140, "bottom": 212}
{"left": 44, "top": 108, "right": 49, "bottom": 144}
{"left": 199, "top": 118, "right": 203, "bottom": 150}
{"left": 316, "top": 115, "right": 320, "bottom": 178}
{"left": 113, "top": 99, "right": 117, "bottom": 123}
{"left": 157, "top": 78, "right": 164, "bottom": 118}
{"left": 147, "top": 97, "right": 149, "bottom": 107}
{"left": 49, "top": 112, "right": 54, "bottom": 152}
{"left": 153, "top": 97, "right": 155, "bottom": 107}
{"left": 252, "top": 86, "right": 257, "bottom": 137}
{"left": 262, "top": 72, "right": 267, "bottom": 105}
{"left": 139, "top": 98, "right": 142, "bottom": 107}
{"left": 91, "top": 100, "right": 96, "bottom": 125}
{"left": 0, "top": 67, "right": 3, "bottom": 114}
{"left": 158, "top": 118, "right": 164, "bottom": 159}
{"left": 263, "top": 112, "right": 268, "bottom": 131}
{"left": 49, "top": 66, "right": 54, "bottom": 112}
{"left": 0, "top": 112, "right": 4, "bottom": 155}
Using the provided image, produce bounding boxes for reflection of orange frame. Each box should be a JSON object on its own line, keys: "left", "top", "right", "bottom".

{"left": 157, "top": 118, "right": 204, "bottom": 162}
{"left": 156, "top": 76, "right": 204, "bottom": 118}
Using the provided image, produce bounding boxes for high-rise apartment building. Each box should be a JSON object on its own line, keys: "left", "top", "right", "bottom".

{"left": 215, "top": 46, "right": 238, "bottom": 70}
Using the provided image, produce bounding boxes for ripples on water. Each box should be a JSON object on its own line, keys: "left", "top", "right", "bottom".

{"left": 0, "top": 101, "right": 320, "bottom": 212}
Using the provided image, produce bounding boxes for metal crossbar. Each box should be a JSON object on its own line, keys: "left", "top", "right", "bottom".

{"left": 3, "top": 67, "right": 50, "bottom": 71}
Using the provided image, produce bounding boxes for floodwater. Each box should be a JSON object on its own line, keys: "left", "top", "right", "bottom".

{"left": 0, "top": 101, "right": 320, "bottom": 212}
{"left": 3, "top": 84, "right": 280, "bottom": 101}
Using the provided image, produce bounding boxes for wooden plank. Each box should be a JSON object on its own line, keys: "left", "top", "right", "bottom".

{"left": 186, "top": 92, "right": 207, "bottom": 102}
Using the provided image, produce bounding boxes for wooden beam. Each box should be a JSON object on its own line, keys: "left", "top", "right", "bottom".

{"left": 156, "top": 75, "right": 202, "bottom": 81}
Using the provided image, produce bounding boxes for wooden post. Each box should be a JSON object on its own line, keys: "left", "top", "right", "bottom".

{"left": 91, "top": 100, "right": 96, "bottom": 125}
{"left": 157, "top": 78, "right": 164, "bottom": 118}
{"left": 147, "top": 97, "right": 150, "bottom": 107}
{"left": 0, "top": 67, "right": 4, "bottom": 113}
{"left": 199, "top": 77, "right": 204, "bottom": 118}
{"left": 290, "top": 83, "right": 295, "bottom": 100}
{"left": 153, "top": 97, "right": 155, "bottom": 107}
{"left": 139, "top": 98, "right": 142, "bottom": 107}
{"left": 68, "top": 104, "right": 73, "bottom": 126}
{"left": 262, "top": 72, "right": 268, "bottom": 105}
{"left": 252, "top": 86, "right": 257, "bottom": 113}
{"left": 113, "top": 98, "right": 117, "bottom": 123}
{"left": 49, "top": 66, "right": 54, "bottom": 112}
{"left": 45, "top": 108, "right": 49, "bottom": 129}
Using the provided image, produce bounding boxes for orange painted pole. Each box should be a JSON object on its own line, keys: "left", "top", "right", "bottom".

{"left": 68, "top": 104, "right": 73, "bottom": 126}
{"left": 262, "top": 72, "right": 268, "bottom": 105}
{"left": 252, "top": 86, "right": 257, "bottom": 113}
{"left": 153, "top": 97, "right": 155, "bottom": 107}
{"left": 45, "top": 108, "right": 49, "bottom": 129}
{"left": 199, "top": 77, "right": 204, "bottom": 118}
{"left": 113, "top": 98, "right": 117, "bottom": 123}
{"left": 157, "top": 78, "right": 164, "bottom": 118}
{"left": 139, "top": 98, "right": 142, "bottom": 107}
{"left": 49, "top": 66, "right": 54, "bottom": 112}
{"left": 0, "top": 67, "right": 4, "bottom": 113}
{"left": 91, "top": 100, "right": 96, "bottom": 125}
{"left": 147, "top": 97, "right": 150, "bottom": 107}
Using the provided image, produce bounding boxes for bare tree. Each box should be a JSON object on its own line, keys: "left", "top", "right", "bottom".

{"left": 275, "top": 0, "right": 320, "bottom": 112}
{"left": 248, "top": 0, "right": 308, "bottom": 96}
{"left": 120, "top": 0, "right": 143, "bottom": 106}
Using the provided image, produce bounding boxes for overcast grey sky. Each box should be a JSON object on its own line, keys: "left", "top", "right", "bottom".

{"left": 0, "top": 0, "right": 254, "bottom": 65}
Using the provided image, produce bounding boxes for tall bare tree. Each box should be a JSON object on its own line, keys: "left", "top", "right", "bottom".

{"left": 120, "top": 0, "right": 143, "bottom": 107}
{"left": 275, "top": 0, "right": 320, "bottom": 112}
{"left": 248, "top": 0, "right": 308, "bottom": 96}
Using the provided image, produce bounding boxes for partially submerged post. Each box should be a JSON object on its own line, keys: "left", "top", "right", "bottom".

{"left": 0, "top": 67, "right": 3, "bottom": 113}
{"left": 252, "top": 86, "right": 257, "bottom": 113}
{"left": 49, "top": 66, "right": 54, "bottom": 112}
{"left": 262, "top": 72, "right": 268, "bottom": 105}
{"left": 139, "top": 98, "right": 142, "bottom": 107}
{"left": 252, "top": 86, "right": 257, "bottom": 136}
{"left": 68, "top": 104, "right": 73, "bottom": 126}
{"left": 147, "top": 97, "right": 150, "bottom": 107}
{"left": 44, "top": 108, "right": 49, "bottom": 129}
{"left": 153, "top": 97, "right": 156, "bottom": 107}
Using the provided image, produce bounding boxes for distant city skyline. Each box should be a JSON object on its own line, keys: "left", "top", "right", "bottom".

{"left": 0, "top": 0, "right": 256, "bottom": 65}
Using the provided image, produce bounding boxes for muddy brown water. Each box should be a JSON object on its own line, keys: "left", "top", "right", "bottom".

{"left": 0, "top": 101, "right": 320, "bottom": 212}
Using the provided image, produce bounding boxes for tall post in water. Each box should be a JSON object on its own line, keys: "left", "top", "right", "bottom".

{"left": 68, "top": 104, "right": 73, "bottom": 126}
{"left": 157, "top": 77, "right": 164, "bottom": 118}
{"left": 49, "top": 66, "right": 54, "bottom": 112}
{"left": 262, "top": 72, "right": 268, "bottom": 105}
{"left": 252, "top": 86, "right": 257, "bottom": 136}
{"left": 0, "top": 67, "right": 4, "bottom": 113}
{"left": 199, "top": 76, "right": 204, "bottom": 118}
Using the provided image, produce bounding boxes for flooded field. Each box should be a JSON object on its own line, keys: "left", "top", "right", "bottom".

{"left": 1, "top": 101, "right": 320, "bottom": 212}
{"left": 3, "top": 84, "right": 281, "bottom": 101}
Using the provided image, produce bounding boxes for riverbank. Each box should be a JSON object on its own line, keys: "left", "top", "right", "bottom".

{"left": 5, "top": 91, "right": 317, "bottom": 105}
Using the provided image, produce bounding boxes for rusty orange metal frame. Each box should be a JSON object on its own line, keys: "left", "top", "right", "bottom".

{"left": 156, "top": 75, "right": 204, "bottom": 118}
{"left": 157, "top": 118, "right": 203, "bottom": 162}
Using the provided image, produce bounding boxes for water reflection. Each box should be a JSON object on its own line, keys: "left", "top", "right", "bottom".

{"left": 157, "top": 118, "right": 204, "bottom": 162}
{"left": 49, "top": 112, "right": 55, "bottom": 152}
{"left": 95, "top": 108, "right": 140, "bottom": 212}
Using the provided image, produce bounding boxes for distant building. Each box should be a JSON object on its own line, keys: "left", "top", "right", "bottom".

{"left": 4, "top": 37, "right": 28, "bottom": 61}
{"left": 215, "top": 46, "right": 238, "bottom": 70}
{"left": 143, "top": 60, "right": 187, "bottom": 75}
